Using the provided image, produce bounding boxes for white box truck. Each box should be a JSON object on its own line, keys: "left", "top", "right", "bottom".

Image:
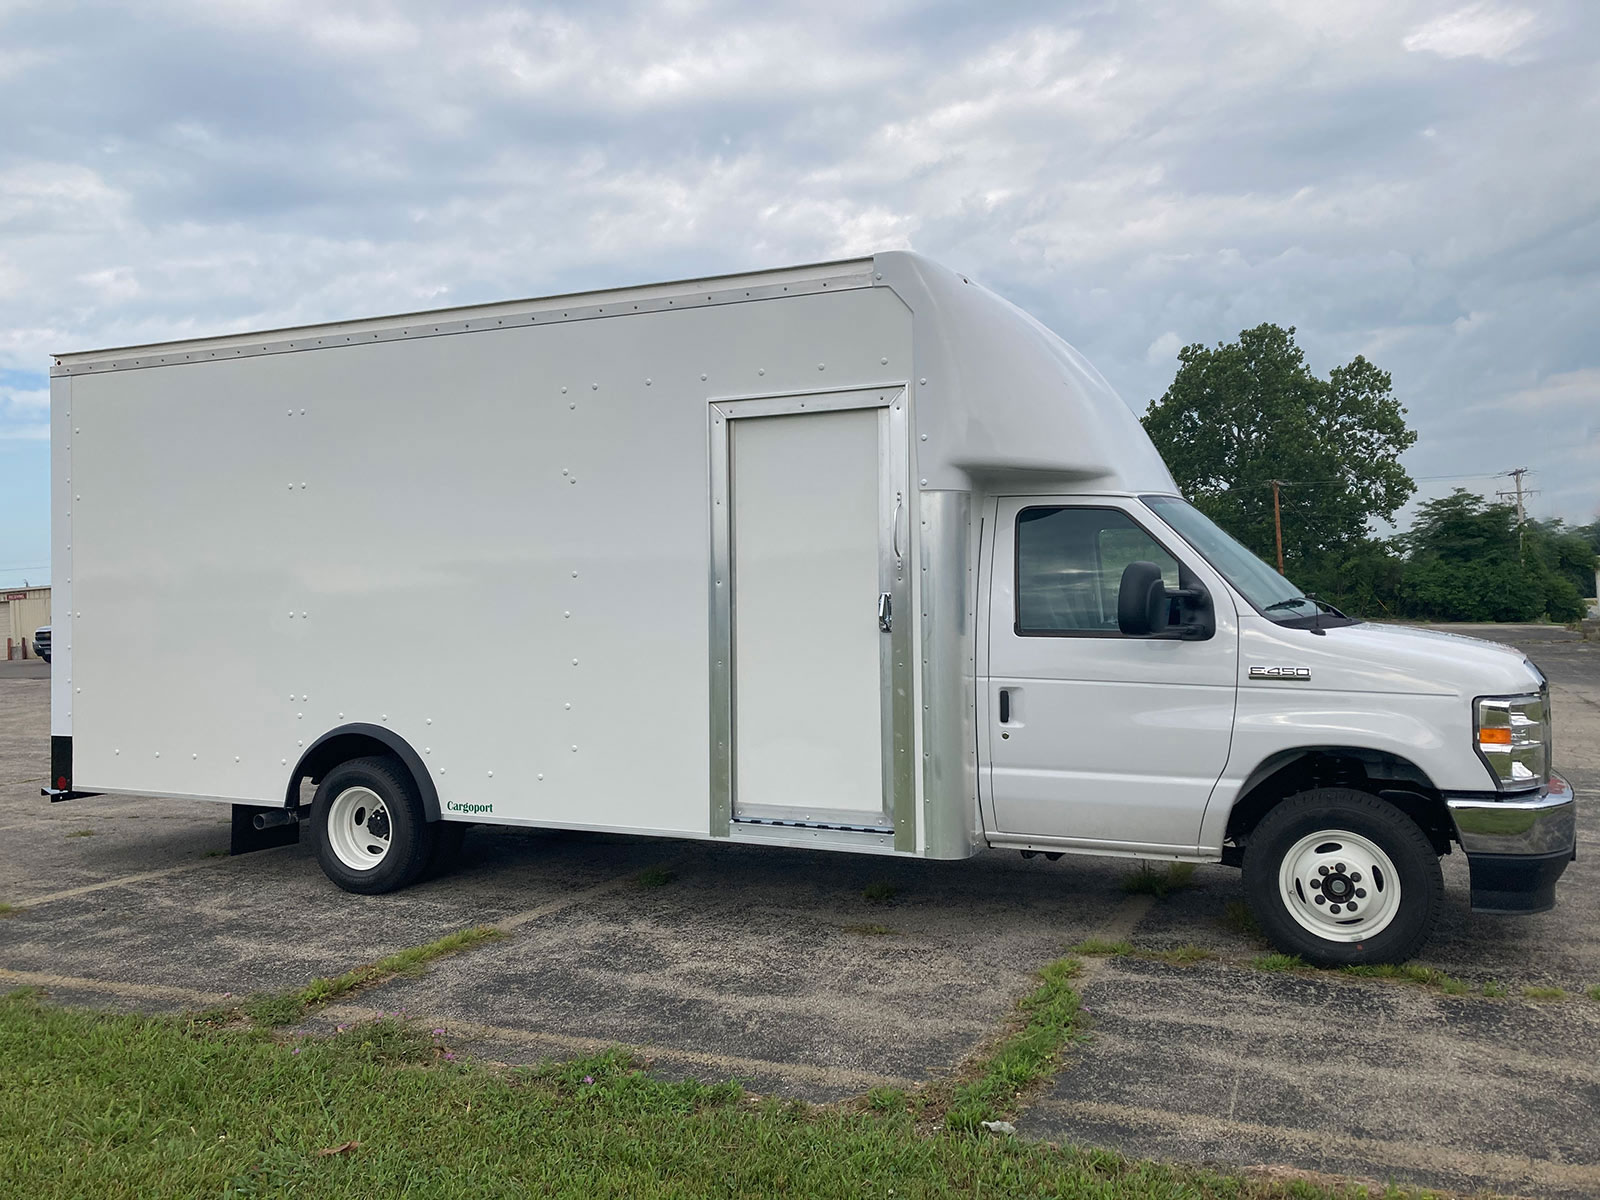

{"left": 46, "top": 252, "right": 1575, "bottom": 965}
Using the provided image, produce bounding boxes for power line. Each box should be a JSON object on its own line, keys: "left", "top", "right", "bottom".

{"left": 1220, "top": 470, "right": 1516, "bottom": 494}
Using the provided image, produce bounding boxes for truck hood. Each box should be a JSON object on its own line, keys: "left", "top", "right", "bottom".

{"left": 1241, "top": 618, "right": 1543, "bottom": 698}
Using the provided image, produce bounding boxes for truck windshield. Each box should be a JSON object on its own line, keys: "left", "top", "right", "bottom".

{"left": 1140, "top": 494, "right": 1319, "bottom": 620}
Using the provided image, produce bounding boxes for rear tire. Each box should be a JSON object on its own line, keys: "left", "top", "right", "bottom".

{"left": 1242, "top": 788, "right": 1442, "bottom": 967}
{"left": 311, "top": 755, "right": 435, "bottom": 894}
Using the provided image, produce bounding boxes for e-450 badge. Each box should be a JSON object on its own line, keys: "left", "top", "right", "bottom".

{"left": 1249, "top": 666, "right": 1311, "bottom": 681}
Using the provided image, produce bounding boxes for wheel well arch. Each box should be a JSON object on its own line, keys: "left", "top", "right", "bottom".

{"left": 1222, "top": 747, "right": 1454, "bottom": 861}
{"left": 286, "top": 723, "right": 440, "bottom": 821}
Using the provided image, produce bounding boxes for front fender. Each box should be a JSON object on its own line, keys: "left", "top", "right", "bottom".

{"left": 1199, "top": 690, "right": 1480, "bottom": 852}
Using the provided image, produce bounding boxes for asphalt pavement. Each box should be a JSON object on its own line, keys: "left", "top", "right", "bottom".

{"left": 2, "top": 625, "right": 1596, "bottom": 1197}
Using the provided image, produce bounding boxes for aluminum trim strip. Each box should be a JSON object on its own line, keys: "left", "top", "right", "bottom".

{"left": 708, "top": 406, "right": 734, "bottom": 837}
{"left": 52, "top": 267, "right": 876, "bottom": 376}
{"left": 918, "top": 491, "right": 981, "bottom": 859}
{"left": 884, "top": 395, "right": 916, "bottom": 852}
{"left": 706, "top": 386, "right": 912, "bottom": 845}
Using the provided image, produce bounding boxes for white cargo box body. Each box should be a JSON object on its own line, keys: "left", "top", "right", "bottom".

{"left": 50, "top": 252, "right": 1171, "bottom": 859}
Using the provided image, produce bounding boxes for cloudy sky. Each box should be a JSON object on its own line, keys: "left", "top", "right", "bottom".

{"left": 2, "top": 0, "right": 1597, "bottom": 588}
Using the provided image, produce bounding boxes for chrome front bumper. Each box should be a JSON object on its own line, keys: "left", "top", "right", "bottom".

{"left": 1446, "top": 774, "right": 1577, "bottom": 914}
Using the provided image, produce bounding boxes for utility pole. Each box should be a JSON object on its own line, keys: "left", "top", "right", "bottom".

{"left": 1497, "top": 467, "right": 1531, "bottom": 526}
{"left": 1497, "top": 468, "right": 1538, "bottom": 556}
{"left": 1271, "top": 479, "right": 1285, "bottom": 575}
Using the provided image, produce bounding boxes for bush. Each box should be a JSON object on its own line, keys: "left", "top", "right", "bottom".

{"left": 1401, "top": 558, "right": 1545, "bottom": 623}
{"left": 1543, "top": 574, "right": 1587, "bottom": 623}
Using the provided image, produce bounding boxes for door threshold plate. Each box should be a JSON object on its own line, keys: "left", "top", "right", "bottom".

{"left": 733, "top": 816, "right": 894, "bottom": 835}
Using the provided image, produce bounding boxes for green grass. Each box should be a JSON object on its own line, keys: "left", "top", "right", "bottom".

{"left": 0, "top": 988, "right": 1412, "bottom": 1199}
{"left": 1339, "top": 963, "right": 1471, "bottom": 995}
{"left": 1120, "top": 861, "right": 1196, "bottom": 898}
{"left": 1156, "top": 944, "right": 1216, "bottom": 965}
{"left": 1522, "top": 985, "right": 1567, "bottom": 1001}
{"left": 862, "top": 881, "right": 898, "bottom": 904}
{"left": 65, "top": 828, "right": 95, "bottom": 838}
{"left": 635, "top": 866, "right": 676, "bottom": 888}
{"left": 945, "top": 957, "right": 1086, "bottom": 1132}
{"left": 0, "top": 903, "right": 18, "bottom": 918}
{"left": 198, "top": 926, "right": 502, "bottom": 1029}
{"left": 1069, "top": 938, "right": 1134, "bottom": 957}
{"left": 1247, "top": 956, "right": 1586, "bottom": 1003}
{"left": 864, "top": 1085, "right": 910, "bottom": 1112}
{"left": 1068, "top": 939, "right": 1214, "bottom": 966}
{"left": 1588, "top": 985, "right": 1600, "bottom": 1003}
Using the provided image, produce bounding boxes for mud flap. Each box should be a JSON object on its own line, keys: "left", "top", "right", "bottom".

{"left": 1467, "top": 849, "right": 1572, "bottom": 914}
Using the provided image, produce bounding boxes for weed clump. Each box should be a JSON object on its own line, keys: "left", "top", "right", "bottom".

{"left": 1120, "top": 862, "right": 1196, "bottom": 898}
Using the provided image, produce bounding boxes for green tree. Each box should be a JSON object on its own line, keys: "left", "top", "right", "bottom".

{"left": 1398, "top": 490, "right": 1587, "bottom": 623}
{"left": 1525, "top": 519, "right": 1597, "bottom": 605}
{"left": 1142, "top": 325, "right": 1416, "bottom": 572}
{"left": 1296, "top": 538, "right": 1407, "bottom": 618}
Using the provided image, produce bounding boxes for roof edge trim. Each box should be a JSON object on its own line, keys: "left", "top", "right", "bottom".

{"left": 53, "top": 257, "right": 876, "bottom": 376}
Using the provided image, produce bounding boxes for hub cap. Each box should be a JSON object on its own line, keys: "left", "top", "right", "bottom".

{"left": 1277, "top": 829, "right": 1401, "bottom": 943}
{"left": 327, "top": 786, "right": 393, "bottom": 871}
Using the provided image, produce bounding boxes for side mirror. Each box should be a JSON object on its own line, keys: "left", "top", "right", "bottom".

{"left": 1117, "top": 561, "right": 1169, "bottom": 636}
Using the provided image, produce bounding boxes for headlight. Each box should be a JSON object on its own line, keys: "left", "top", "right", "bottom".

{"left": 1475, "top": 690, "right": 1550, "bottom": 791}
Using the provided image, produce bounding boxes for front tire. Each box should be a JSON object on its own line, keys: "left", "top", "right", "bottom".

{"left": 311, "top": 755, "right": 435, "bottom": 894}
{"left": 1242, "top": 788, "right": 1442, "bottom": 966}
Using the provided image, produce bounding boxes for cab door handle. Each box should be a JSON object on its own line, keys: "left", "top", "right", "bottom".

{"left": 998, "top": 688, "right": 1011, "bottom": 723}
{"left": 878, "top": 592, "right": 892, "bottom": 632}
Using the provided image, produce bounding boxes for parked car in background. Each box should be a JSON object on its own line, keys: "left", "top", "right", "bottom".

{"left": 33, "top": 626, "right": 50, "bottom": 662}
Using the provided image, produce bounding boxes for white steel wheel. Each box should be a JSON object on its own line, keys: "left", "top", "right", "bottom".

{"left": 1277, "top": 828, "right": 1401, "bottom": 943}
{"left": 325, "top": 785, "right": 394, "bottom": 871}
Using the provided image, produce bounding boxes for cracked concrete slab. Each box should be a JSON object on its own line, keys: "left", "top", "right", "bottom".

{"left": 1020, "top": 955, "right": 1600, "bottom": 1199}
{"left": 345, "top": 843, "right": 1135, "bottom": 1100}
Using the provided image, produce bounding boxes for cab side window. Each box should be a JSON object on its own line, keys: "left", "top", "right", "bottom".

{"left": 1016, "top": 507, "right": 1180, "bottom": 636}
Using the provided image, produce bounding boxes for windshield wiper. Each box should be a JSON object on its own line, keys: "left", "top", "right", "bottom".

{"left": 1263, "top": 595, "right": 1346, "bottom": 618}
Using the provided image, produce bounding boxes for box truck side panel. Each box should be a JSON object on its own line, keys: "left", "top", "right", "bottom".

{"left": 67, "top": 285, "right": 913, "bottom": 840}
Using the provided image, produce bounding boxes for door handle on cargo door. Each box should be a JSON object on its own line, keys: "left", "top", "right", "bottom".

{"left": 998, "top": 688, "right": 1011, "bottom": 724}
{"left": 878, "top": 592, "right": 893, "bottom": 632}
{"left": 891, "top": 494, "right": 903, "bottom": 569}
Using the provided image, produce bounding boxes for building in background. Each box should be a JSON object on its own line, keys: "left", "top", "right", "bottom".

{"left": 2, "top": 586, "right": 50, "bottom": 660}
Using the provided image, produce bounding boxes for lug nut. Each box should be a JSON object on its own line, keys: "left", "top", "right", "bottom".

{"left": 1309, "top": 877, "right": 1321, "bottom": 890}
{"left": 1347, "top": 902, "right": 1357, "bottom": 912}
{"left": 1335, "top": 862, "right": 1346, "bottom": 873}
{"left": 1314, "top": 895, "right": 1326, "bottom": 905}
{"left": 1351, "top": 872, "right": 1362, "bottom": 883}
{"left": 1318, "top": 865, "right": 1330, "bottom": 876}
{"left": 1355, "top": 888, "right": 1367, "bottom": 898}
{"left": 1330, "top": 904, "right": 1342, "bottom": 914}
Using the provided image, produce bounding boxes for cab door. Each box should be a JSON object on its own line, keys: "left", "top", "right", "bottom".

{"left": 980, "top": 497, "right": 1238, "bottom": 853}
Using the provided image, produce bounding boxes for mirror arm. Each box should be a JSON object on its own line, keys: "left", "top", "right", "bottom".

{"left": 1166, "top": 583, "right": 1213, "bottom": 641}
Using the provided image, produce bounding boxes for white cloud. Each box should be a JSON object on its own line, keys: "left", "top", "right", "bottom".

{"left": 0, "top": 381, "right": 48, "bottom": 440}
{"left": 1504, "top": 367, "right": 1600, "bottom": 412}
{"left": 1403, "top": 3, "right": 1537, "bottom": 60}
{"left": 0, "top": 0, "right": 1595, "bottom": 545}
{"left": 1145, "top": 331, "right": 1182, "bottom": 365}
